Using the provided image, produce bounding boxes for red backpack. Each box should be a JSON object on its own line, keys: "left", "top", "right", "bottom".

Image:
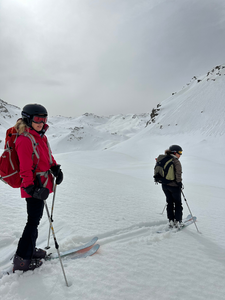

{"left": 0, "top": 127, "right": 39, "bottom": 188}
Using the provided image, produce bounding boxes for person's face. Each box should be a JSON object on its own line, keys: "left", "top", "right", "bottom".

{"left": 32, "top": 122, "right": 44, "bottom": 131}
{"left": 175, "top": 153, "right": 181, "bottom": 159}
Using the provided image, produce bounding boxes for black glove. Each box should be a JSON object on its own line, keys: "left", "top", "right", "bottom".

{"left": 177, "top": 182, "right": 183, "bottom": 189}
{"left": 50, "top": 165, "right": 63, "bottom": 185}
{"left": 24, "top": 185, "right": 49, "bottom": 200}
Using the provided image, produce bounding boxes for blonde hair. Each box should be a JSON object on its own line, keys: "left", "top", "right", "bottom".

{"left": 14, "top": 119, "right": 28, "bottom": 135}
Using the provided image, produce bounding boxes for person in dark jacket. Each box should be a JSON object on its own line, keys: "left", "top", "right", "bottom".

{"left": 161, "top": 145, "right": 184, "bottom": 228}
{"left": 13, "top": 104, "right": 63, "bottom": 272}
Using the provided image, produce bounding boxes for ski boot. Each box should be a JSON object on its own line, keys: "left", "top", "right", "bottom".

{"left": 13, "top": 255, "right": 43, "bottom": 272}
{"left": 33, "top": 248, "right": 47, "bottom": 259}
{"left": 168, "top": 220, "right": 174, "bottom": 228}
{"left": 174, "top": 220, "right": 185, "bottom": 229}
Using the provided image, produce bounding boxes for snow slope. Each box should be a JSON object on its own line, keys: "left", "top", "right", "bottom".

{"left": 0, "top": 65, "right": 225, "bottom": 300}
{"left": 0, "top": 100, "right": 20, "bottom": 146}
{"left": 48, "top": 112, "right": 150, "bottom": 153}
{"left": 146, "top": 64, "right": 225, "bottom": 137}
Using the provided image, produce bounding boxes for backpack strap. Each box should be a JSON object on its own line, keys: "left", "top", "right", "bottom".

{"left": 46, "top": 139, "right": 53, "bottom": 165}
{"left": 36, "top": 139, "right": 53, "bottom": 187}
{"left": 36, "top": 170, "right": 50, "bottom": 187}
{"left": 23, "top": 132, "right": 40, "bottom": 160}
{"left": 22, "top": 132, "right": 53, "bottom": 187}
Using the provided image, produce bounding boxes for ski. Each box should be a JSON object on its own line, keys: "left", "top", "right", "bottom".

{"left": 45, "top": 236, "right": 99, "bottom": 260}
{"left": 71, "top": 244, "right": 100, "bottom": 260}
{"left": 45, "top": 242, "right": 100, "bottom": 261}
{"left": 157, "top": 215, "right": 197, "bottom": 233}
{"left": 0, "top": 237, "right": 99, "bottom": 279}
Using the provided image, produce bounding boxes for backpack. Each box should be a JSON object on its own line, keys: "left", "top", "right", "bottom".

{"left": 154, "top": 155, "right": 175, "bottom": 184}
{"left": 0, "top": 127, "right": 39, "bottom": 188}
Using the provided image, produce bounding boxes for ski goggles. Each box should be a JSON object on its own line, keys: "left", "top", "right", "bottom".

{"left": 177, "top": 151, "right": 182, "bottom": 155}
{"left": 32, "top": 115, "right": 48, "bottom": 124}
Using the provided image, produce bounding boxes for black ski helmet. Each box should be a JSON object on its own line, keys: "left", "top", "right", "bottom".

{"left": 169, "top": 145, "right": 183, "bottom": 155}
{"left": 22, "top": 104, "right": 48, "bottom": 126}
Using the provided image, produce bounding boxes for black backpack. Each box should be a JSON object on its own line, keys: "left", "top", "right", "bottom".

{"left": 154, "top": 155, "right": 175, "bottom": 184}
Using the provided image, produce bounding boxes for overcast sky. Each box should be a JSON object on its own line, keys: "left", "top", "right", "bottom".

{"left": 0, "top": 0, "right": 225, "bottom": 117}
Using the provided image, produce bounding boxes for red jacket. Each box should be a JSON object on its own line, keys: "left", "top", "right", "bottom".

{"left": 15, "top": 125, "right": 57, "bottom": 198}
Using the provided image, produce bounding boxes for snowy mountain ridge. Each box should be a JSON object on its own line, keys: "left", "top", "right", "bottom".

{"left": 0, "top": 99, "right": 150, "bottom": 152}
{"left": 47, "top": 112, "right": 150, "bottom": 153}
{"left": 145, "top": 64, "right": 225, "bottom": 137}
{"left": 0, "top": 99, "right": 20, "bottom": 126}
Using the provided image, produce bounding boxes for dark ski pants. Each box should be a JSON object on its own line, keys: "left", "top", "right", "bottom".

{"left": 16, "top": 197, "right": 44, "bottom": 259}
{"left": 162, "top": 184, "right": 183, "bottom": 222}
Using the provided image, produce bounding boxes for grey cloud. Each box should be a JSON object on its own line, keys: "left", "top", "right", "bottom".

{"left": 0, "top": 0, "right": 225, "bottom": 117}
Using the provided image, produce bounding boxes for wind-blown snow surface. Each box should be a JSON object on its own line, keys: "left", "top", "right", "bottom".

{"left": 0, "top": 65, "right": 225, "bottom": 300}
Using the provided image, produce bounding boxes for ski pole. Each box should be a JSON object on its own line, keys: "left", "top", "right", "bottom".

{"left": 161, "top": 204, "right": 166, "bottom": 215}
{"left": 181, "top": 190, "right": 201, "bottom": 234}
{"left": 36, "top": 175, "right": 69, "bottom": 287}
{"left": 45, "top": 181, "right": 57, "bottom": 250}
{"left": 44, "top": 199, "right": 69, "bottom": 287}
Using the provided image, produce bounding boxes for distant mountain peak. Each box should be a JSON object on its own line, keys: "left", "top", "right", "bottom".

{"left": 0, "top": 99, "right": 20, "bottom": 119}
{"left": 145, "top": 63, "right": 225, "bottom": 137}
{"left": 171, "top": 64, "right": 225, "bottom": 96}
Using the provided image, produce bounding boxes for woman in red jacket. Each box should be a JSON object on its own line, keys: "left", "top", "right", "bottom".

{"left": 13, "top": 104, "right": 63, "bottom": 272}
